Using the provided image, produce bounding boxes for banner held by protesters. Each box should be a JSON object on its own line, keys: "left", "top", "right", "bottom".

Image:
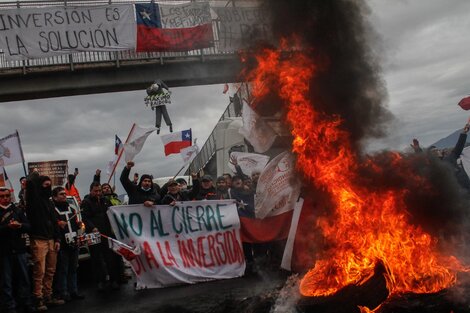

{"left": 107, "top": 200, "right": 245, "bottom": 289}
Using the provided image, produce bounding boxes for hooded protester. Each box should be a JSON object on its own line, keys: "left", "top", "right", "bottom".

{"left": 120, "top": 161, "right": 160, "bottom": 206}
{"left": 64, "top": 169, "right": 81, "bottom": 204}
{"left": 25, "top": 170, "right": 64, "bottom": 311}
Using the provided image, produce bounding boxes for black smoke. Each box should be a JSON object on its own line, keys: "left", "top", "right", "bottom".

{"left": 256, "top": 0, "right": 393, "bottom": 151}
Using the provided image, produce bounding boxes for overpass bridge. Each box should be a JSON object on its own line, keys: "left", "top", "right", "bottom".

{"left": 0, "top": 0, "right": 248, "bottom": 102}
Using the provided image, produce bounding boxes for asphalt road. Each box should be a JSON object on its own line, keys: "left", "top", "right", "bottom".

{"left": 47, "top": 262, "right": 290, "bottom": 313}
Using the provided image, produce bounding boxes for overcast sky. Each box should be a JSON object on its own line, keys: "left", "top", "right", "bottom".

{"left": 1, "top": 0, "right": 470, "bottom": 196}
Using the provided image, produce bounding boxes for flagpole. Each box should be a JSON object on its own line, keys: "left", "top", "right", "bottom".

{"left": 173, "top": 164, "right": 186, "bottom": 179}
{"left": 107, "top": 123, "right": 136, "bottom": 184}
{"left": 15, "top": 130, "right": 27, "bottom": 176}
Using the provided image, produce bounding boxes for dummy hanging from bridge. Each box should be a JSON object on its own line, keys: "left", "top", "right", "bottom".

{"left": 145, "top": 79, "right": 173, "bottom": 135}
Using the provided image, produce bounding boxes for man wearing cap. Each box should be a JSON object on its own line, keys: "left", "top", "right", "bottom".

{"left": 216, "top": 176, "right": 230, "bottom": 200}
{"left": 195, "top": 175, "right": 217, "bottom": 200}
{"left": 120, "top": 162, "right": 160, "bottom": 206}
{"left": 161, "top": 175, "right": 199, "bottom": 205}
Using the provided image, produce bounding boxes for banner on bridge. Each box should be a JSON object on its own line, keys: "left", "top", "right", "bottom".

{"left": 0, "top": 5, "right": 136, "bottom": 60}
{"left": 213, "top": 6, "right": 273, "bottom": 52}
{"left": 107, "top": 200, "right": 245, "bottom": 289}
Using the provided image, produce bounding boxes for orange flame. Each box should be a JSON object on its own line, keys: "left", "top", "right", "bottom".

{"left": 245, "top": 43, "right": 466, "bottom": 302}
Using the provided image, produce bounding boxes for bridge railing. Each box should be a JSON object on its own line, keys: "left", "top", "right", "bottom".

{"left": 0, "top": 0, "right": 238, "bottom": 72}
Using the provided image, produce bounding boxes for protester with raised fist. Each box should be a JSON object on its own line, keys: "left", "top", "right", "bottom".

{"left": 120, "top": 161, "right": 160, "bottom": 206}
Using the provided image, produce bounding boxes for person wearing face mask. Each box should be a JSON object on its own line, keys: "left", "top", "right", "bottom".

{"left": 25, "top": 170, "right": 63, "bottom": 311}
{"left": 120, "top": 161, "right": 160, "bottom": 206}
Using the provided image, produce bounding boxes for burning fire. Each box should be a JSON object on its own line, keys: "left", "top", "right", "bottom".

{"left": 246, "top": 43, "right": 466, "bottom": 303}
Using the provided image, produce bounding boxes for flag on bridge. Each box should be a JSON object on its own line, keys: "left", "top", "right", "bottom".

{"left": 135, "top": 2, "right": 214, "bottom": 52}
{"left": 161, "top": 129, "right": 192, "bottom": 156}
{"left": 0, "top": 131, "right": 25, "bottom": 167}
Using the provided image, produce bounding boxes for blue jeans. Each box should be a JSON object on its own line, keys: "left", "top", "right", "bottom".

{"left": 56, "top": 248, "right": 79, "bottom": 297}
{"left": 0, "top": 253, "right": 32, "bottom": 310}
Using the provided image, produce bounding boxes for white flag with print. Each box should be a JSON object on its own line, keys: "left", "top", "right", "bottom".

{"left": 228, "top": 152, "right": 270, "bottom": 177}
{"left": 124, "top": 125, "right": 157, "bottom": 162}
{"left": 255, "top": 151, "right": 301, "bottom": 219}
{"left": 0, "top": 132, "right": 24, "bottom": 167}
{"left": 239, "top": 101, "right": 277, "bottom": 153}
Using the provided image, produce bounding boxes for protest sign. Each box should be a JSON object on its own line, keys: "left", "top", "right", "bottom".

{"left": 213, "top": 6, "right": 272, "bottom": 52}
{"left": 0, "top": 4, "right": 136, "bottom": 60}
{"left": 107, "top": 200, "right": 245, "bottom": 289}
{"left": 28, "top": 160, "right": 68, "bottom": 186}
{"left": 255, "top": 151, "right": 301, "bottom": 219}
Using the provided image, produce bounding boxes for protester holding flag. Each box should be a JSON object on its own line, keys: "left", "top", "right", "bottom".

{"left": 52, "top": 187, "right": 84, "bottom": 302}
{"left": 94, "top": 170, "right": 122, "bottom": 206}
{"left": 120, "top": 161, "right": 160, "bottom": 206}
{"left": 25, "top": 170, "right": 64, "bottom": 310}
{"left": 0, "top": 187, "right": 35, "bottom": 313}
{"left": 81, "top": 182, "right": 121, "bottom": 291}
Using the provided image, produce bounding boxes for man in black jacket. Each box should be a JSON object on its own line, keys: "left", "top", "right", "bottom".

{"left": 161, "top": 176, "right": 199, "bottom": 205}
{"left": 52, "top": 187, "right": 84, "bottom": 301}
{"left": 25, "top": 171, "right": 64, "bottom": 310}
{"left": 195, "top": 175, "right": 217, "bottom": 200}
{"left": 0, "top": 187, "right": 34, "bottom": 313}
{"left": 81, "top": 182, "right": 120, "bottom": 290}
{"left": 120, "top": 161, "right": 160, "bottom": 206}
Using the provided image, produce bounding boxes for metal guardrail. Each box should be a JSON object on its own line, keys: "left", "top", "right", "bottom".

{"left": 0, "top": 0, "right": 242, "bottom": 72}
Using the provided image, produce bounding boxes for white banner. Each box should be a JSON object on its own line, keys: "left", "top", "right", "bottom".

{"left": 239, "top": 100, "right": 277, "bottom": 153}
{"left": 228, "top": 152, "right": 269, "bottom": 177}
{"left": 255, "top": 151, "right": 301, "bottom": 219}
{"left": 213, "top": 6, "right": 272, "bottom": 52}
{"left": 158, "top": 2, "right": 212, "bottom": 29}
{"left": 107, "top": 200, "right": 245, "bottom": 289}
{"left": 0, "top": 5, "right": 136, "bottom": 60}
{"left": 0, "top": 132, "right": 24, "bottom": 167}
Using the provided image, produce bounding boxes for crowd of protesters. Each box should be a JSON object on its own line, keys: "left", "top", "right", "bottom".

{"left": 4, "top": 117, "right": 470, "bottom": 312}
{"left": 0, "top": 153, "right": 268, "bottom": 313}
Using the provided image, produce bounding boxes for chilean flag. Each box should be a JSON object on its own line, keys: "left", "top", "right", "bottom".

{"left": 115, "top": 135, "right": 123, "bottom": 155}
{"left": 135, "top": 3, "right": 214, "bottom": 52}
{"left": 161, "top": 129, "right": 192, "bottom": 156}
